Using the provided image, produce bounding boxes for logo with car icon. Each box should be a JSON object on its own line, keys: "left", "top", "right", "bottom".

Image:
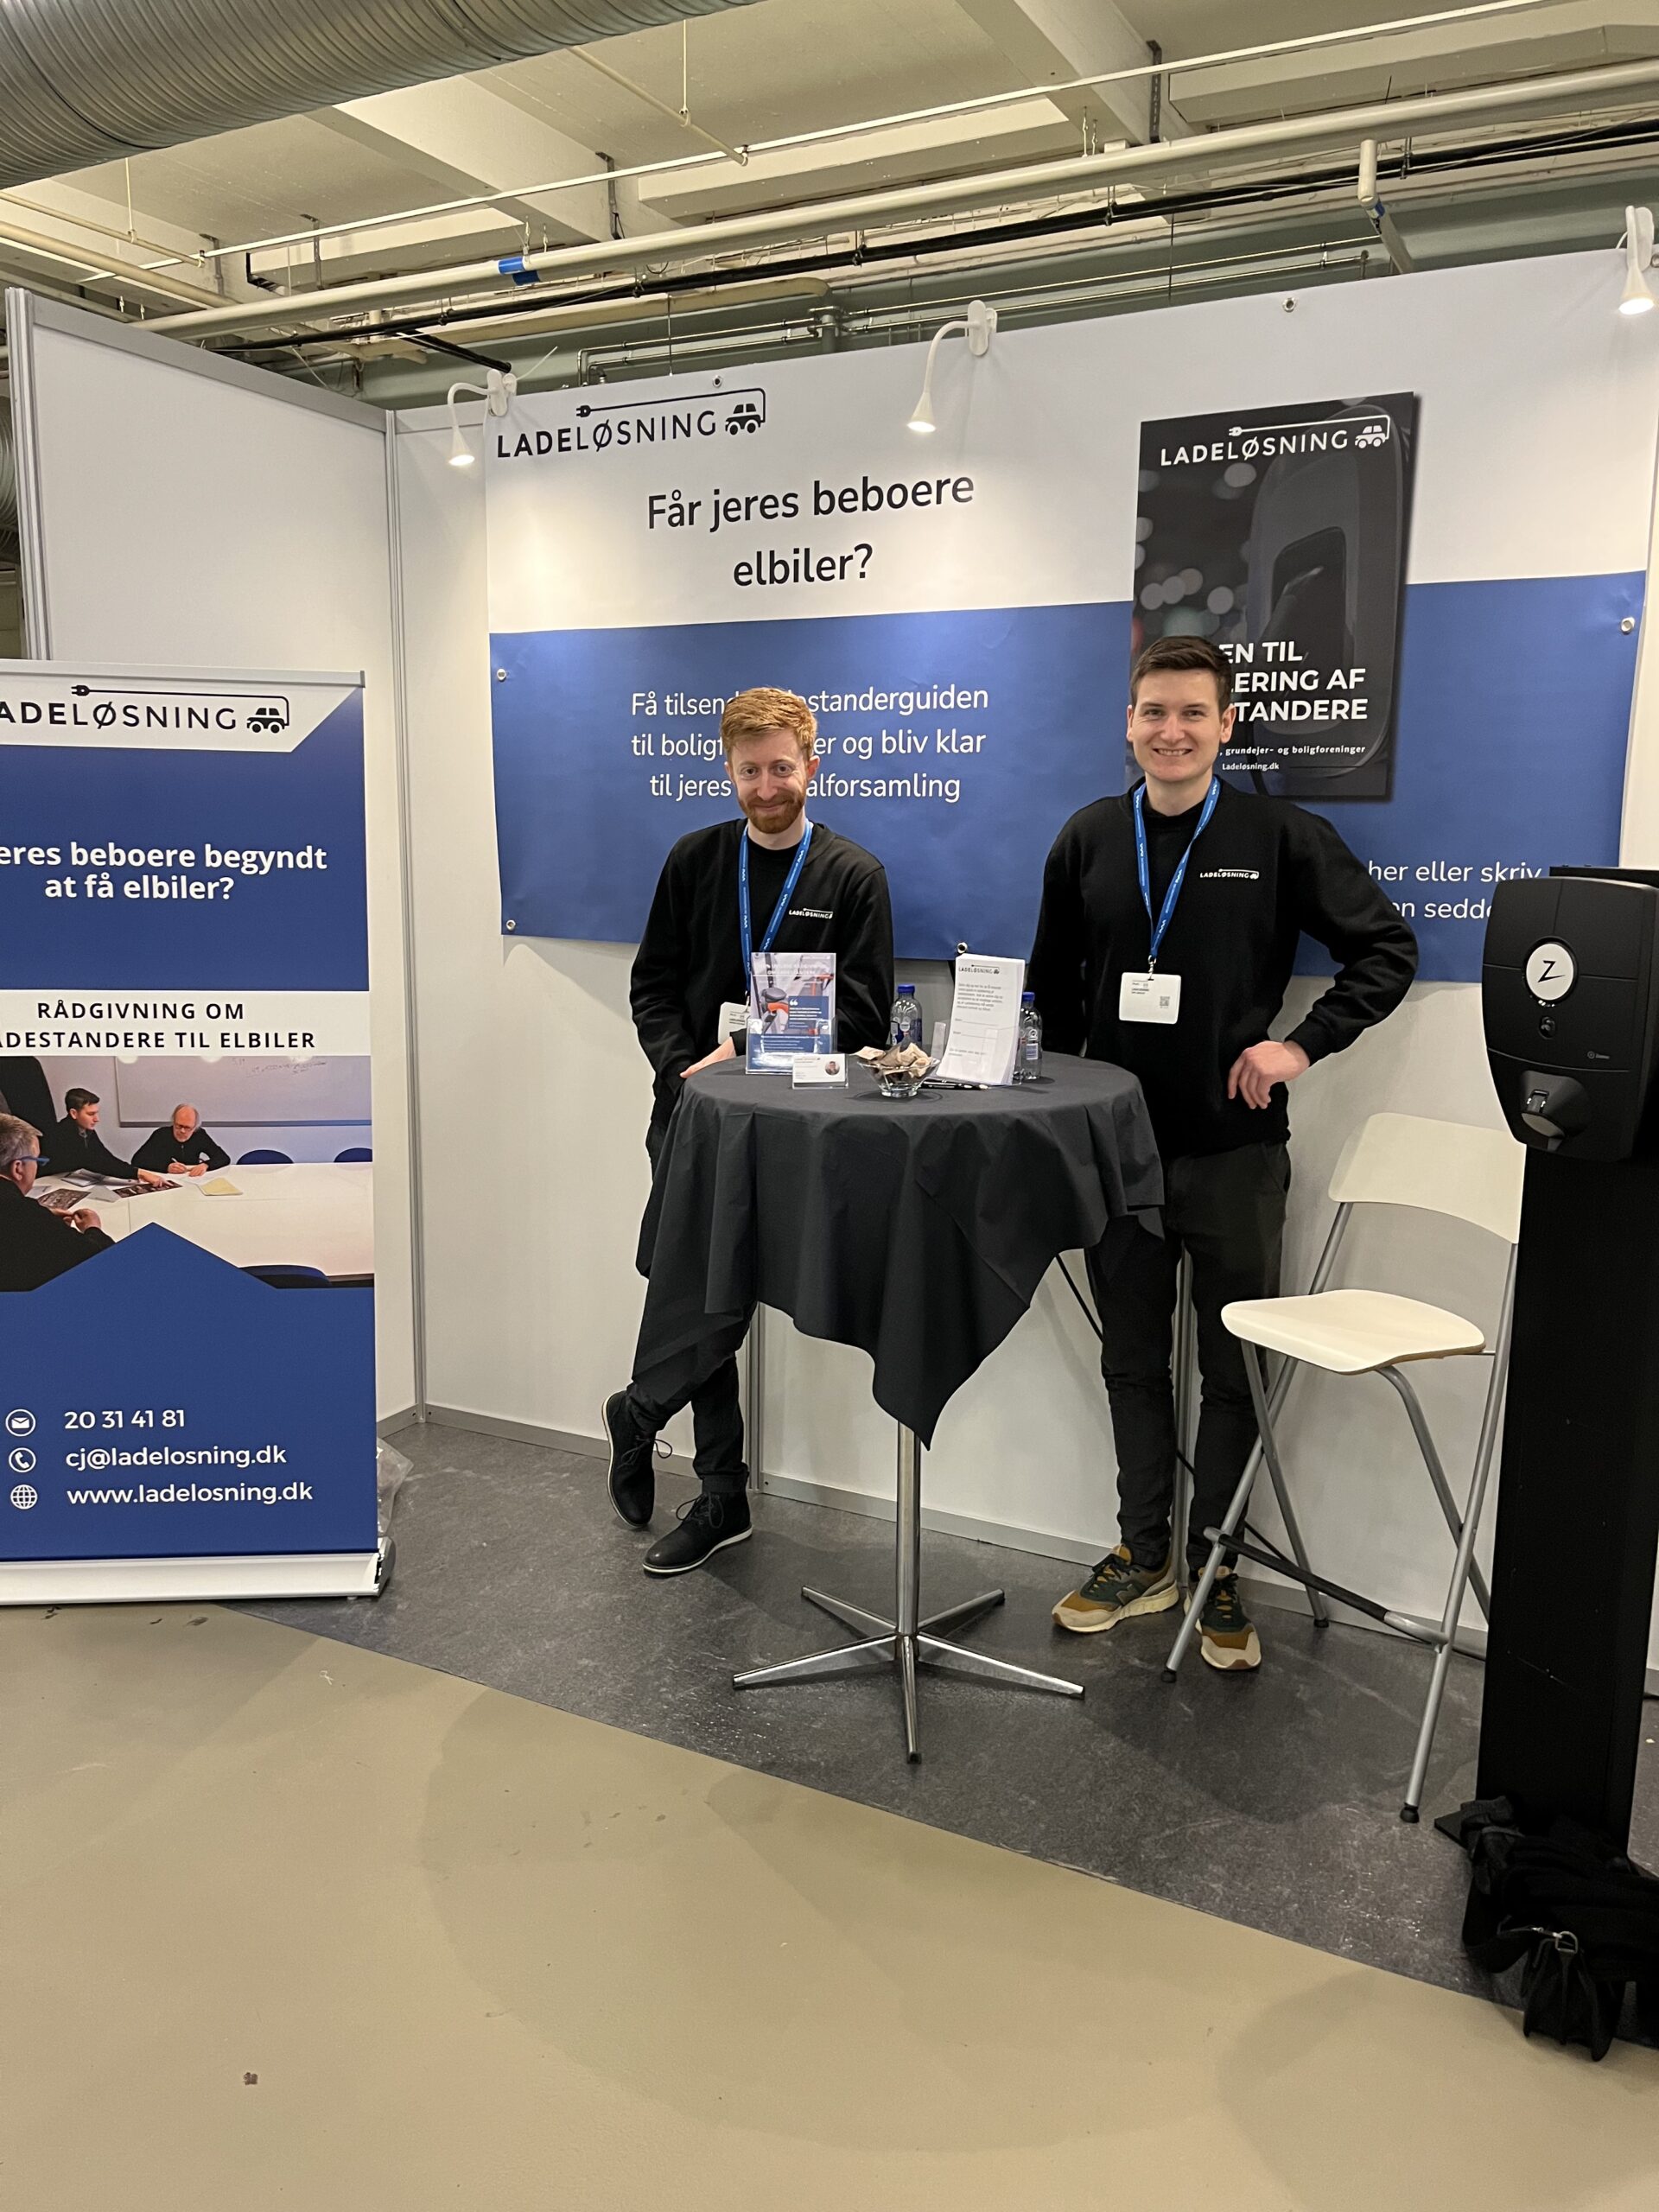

{"left": 245, "top": 702, "right": 290, "bottom": 734}
{"left": 557, "top": 386, "right": 769, "bottom": 454}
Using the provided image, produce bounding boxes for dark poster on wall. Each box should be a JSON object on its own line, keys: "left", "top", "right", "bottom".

{"left": 1135, "top": 393, "right": 1417, "bottom": 799}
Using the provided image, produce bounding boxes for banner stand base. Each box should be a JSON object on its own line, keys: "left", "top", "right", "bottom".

{"left": 0, "top": 1549, "right": 382, "bottom": 1606}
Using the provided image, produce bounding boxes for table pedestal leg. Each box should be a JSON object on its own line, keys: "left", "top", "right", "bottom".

{"left": 733, "top": 1423, "right": 1084, "bottom": 1760}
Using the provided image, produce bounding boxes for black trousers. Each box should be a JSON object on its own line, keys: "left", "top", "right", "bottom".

{"left": 1085, "top": 1142, "right": 1288, "bottom": 1577}
{"left": 628, "top": 1113, "right": 749, "bottom": 1496}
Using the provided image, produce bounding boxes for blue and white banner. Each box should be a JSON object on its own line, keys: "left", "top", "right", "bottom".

{"left": 486, "top": 253, "right": 1657, "bottom": 981}
{"left": 0, "top": 665, "right": 377, "bottom": 1573}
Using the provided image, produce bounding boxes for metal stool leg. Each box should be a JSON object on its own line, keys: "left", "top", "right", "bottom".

{"left": 1252, "top": 1370, "right": 1330, "bottom": 1630}
{"left": 1398, "top": 1257, "right": 1516, "bottom": 1822}
{"left": 1163, "top": 1353, "right": 1263, "bottom": 1681}
{"left": 1381, "top": 1365, "right": 1492, "bottom": 1623}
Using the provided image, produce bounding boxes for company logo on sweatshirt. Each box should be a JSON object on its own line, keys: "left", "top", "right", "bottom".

{"left": 790, "top": 907, "right": 834, "bottom": 920}
{"left": 1198, "top": 868, "right": 1261, "bottom": 880}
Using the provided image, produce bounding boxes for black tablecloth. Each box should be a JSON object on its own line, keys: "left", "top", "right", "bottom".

{"left": 633, "top": 1053, "right": 1162, "bottom": 1446}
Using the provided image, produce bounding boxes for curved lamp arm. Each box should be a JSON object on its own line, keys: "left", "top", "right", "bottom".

{"left": 907, "top": 299, "right": 997, "bottom": 434}
{"left": 447, "top": 366, "right": 518, "bottom": 467}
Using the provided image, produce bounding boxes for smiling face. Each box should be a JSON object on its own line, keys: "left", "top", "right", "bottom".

{"left": 728, "top": 727, "right": 818, "bottom": 841}
{"left": 1126, "top": 666, "right": 1236, "bottom": 802}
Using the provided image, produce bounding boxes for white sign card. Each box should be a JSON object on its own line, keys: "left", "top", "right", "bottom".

{"left": 935, "top": 955, "right": 1025, "bottom": 1087}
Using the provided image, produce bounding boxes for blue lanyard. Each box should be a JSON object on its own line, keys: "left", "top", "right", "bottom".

{"left": 1133, "top": 779, "right": 1219, "bottom": 971}
{"left": 740, "top": 821, "right": 814, "bottom": 974}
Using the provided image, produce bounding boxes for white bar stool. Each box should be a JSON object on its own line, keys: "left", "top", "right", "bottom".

{"left": 1162, "top": 1111, "right": 1525, "bottom": 1822}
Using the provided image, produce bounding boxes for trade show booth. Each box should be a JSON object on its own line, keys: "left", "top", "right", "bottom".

{"left": 3, "top": 247, "right": 1659, "bottom": 1679}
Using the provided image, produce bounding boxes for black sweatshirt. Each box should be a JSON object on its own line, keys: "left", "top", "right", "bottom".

{"left": 1028, "top": 780, "right": 1417, "bottom": 1159}
{"left": 45, "top": 1116, "right": 132, "bottom": 1179}
{"left": 131, "top": 1124, "right": 231, "bottom": 1175}
{"left": 632, "top": 819, "right": 894, "bottom": 1135}
{"left": 0, "top": 1178, "right": 114, "bottom": 1292}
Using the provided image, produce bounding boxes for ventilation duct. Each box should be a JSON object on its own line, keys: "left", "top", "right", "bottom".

{"left": 0, "top": 414, "right": 16, "bottom": 532}
{"left": 0, "top": 0, "right": 757, "bottom": 191}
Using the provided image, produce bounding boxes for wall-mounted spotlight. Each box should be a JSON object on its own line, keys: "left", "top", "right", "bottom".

{"left": 1620, "top": 207, "right": 1656, "bottom": 317}
{"left": 447, "top": 366, "right": 518, "bottom": 467}
{"left": 907, "top": 300, "right": 997, "bottom": 435}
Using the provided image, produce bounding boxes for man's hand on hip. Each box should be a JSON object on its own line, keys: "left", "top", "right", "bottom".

{"left": 682, "top": 1037, "right": 739, "bottom": 1080}
{"left": 1227, "top": 1039, "right": 1310, "bottom": 1109}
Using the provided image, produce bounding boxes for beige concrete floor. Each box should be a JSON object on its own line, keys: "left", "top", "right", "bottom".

{"left": 1, "top": 1605, "right": 1655, "bottom": 2212}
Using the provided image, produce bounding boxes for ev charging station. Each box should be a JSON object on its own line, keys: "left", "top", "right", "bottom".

{"left": 1480, "top": 869, "right": 1659, "bottom": 1848}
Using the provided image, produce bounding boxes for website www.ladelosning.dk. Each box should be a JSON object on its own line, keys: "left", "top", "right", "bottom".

{"left": 54, "top": 1442, "right": 309, "bottom": 1509}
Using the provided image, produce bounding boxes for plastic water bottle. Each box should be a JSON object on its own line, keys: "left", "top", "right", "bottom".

{"left": 1015, "top": 992, "right": 1043, "bottom": 1083}
{"left": 889, "top": 982, "right": 923, "bottom": 1054}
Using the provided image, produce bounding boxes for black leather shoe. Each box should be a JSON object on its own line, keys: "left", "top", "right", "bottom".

{"left": 603, "top": 1390, "right": 660, "bottom": 1529}
{"left": 643, "top": 1491, "right": 752, "bottom": 1575}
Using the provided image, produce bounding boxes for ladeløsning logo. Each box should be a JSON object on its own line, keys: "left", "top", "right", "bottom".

{"left": 495, "top": 386, "right": 769, "bottom": 461}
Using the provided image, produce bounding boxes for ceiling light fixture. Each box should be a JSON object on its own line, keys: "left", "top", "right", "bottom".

{"left": 447, "top": 366, "right": 517, "bottom": 467}
{"left": 907, "top": 299, "right": 997, "bottom": 434}
{"left": 1620, "top": 206, "right": 1656, "bottom": 316}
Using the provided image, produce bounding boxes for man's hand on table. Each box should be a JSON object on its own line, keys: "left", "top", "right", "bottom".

{"left": 682, "top": 1038, "right": 739, "bottom": 1080}
{"left": 68, "top": 1207, "right": 103, "bottom": 1234}
{"left": 1226, "top": 1039, "right": 1310, "bottom": 1110}
{"left": 135, "top": 1168, "right": 169, "bottom": 1188}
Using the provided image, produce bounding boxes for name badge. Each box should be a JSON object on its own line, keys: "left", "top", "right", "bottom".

{"left": 1120, "top": 970, "right": 1182, "bottom": 1025}
{"left": 717, "top": 1000, "right": 749, "bottom": 1044}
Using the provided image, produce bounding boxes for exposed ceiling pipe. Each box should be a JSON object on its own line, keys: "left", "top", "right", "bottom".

{"left": 0, "top": 0, "right": 760, "bottom": 193}
{"left": 141, "top": 0, "right": 1567, "bottom": 276}
{"left": 0, "top": 213, "right": 224, "bottom": 308}
{"left": 155, "top": 56, "right": 1659, "bottom": 340}
{"left": 225, "top": 110, "right": 1659, "bottom": 359}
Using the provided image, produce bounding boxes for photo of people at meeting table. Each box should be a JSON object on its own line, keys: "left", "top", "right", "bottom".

{"left": 0, "top": 1053, "right": 375, "bottom": 1294}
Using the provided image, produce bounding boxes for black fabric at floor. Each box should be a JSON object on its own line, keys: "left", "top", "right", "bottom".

{"left": 240, "top": 1422, "right": 1659, "bottom": 2011}
{"left": 635, "top": 1054, "right": 1162, "bottom": 1446}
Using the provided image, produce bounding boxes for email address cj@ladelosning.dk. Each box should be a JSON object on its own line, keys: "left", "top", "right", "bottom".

{"left": 63, "top": 1443, "right": 290, "bottom": 1472}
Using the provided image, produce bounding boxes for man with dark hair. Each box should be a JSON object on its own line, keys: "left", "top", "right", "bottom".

{"left": 47, "top": 1090, "right": 166, "bottom": 1186}
{"left": 0, "top": 1115, "right": 114, "bottom": 1292}
{"left": 1029, "top": 634, "right": 1416, "bottom": 1672}
{"left": 603, "top": 685, "right": 893, "bottom": 1578}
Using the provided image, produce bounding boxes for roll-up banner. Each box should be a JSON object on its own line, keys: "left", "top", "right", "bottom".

{"left": 484, "top": 253, "right": 1655, "bottom": 981}
{"left": 0, "top": 664, "right": 378, "bottom": 1604}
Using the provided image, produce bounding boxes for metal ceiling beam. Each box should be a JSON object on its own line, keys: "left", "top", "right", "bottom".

{"left": 956, "top": 0, "right": 1190, "bottom": 142}
{"left": 312, "top": 79, "right": 612, "bottom": 249}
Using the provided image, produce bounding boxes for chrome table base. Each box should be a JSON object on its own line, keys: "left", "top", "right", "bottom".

{"left": 733, "top": 1423, "right": 1084, "bottom": 1760}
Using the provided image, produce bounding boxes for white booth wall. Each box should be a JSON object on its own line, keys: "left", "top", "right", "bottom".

{"left": 5, "top": 264, "right": 1656, "bottom": 1660}
{"left": 395, "top": 254, "right": 1659, "bottom": 1656}
{"left": 4, "top": 298, "right": 417, "bottom": 1420}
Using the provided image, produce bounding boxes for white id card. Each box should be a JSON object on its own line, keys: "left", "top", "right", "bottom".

{"left": 717, "top": 1001, "right": 749, "bottom": 1044}
{"left": 1120, "top": 970, "right": 1182, "bottom": 1025}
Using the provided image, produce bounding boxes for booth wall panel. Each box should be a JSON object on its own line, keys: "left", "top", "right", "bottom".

{"left": 13, "top": 309, "right": 414, "bottom": 1418}
{"left": 397, "top": 246, "right": 1659, "bottom": 1662}
{"left": 397, "top": 410, "right": 1539, "bottom": 1639}
{"left": 394, "top": 422, "right": 671, "bottom": 1452}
